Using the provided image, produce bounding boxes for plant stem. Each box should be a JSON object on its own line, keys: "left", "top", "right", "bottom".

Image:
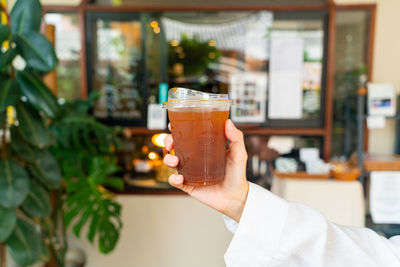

{"left": 0, "top": 243, "right": 6, "bottom": 267}
{"left": 10, "top": 65, "right": 15, "bottom": 79}
{"left": 58, "top": 189, "right": 68, "bottom": 255}
{"left": 42, "top": 218, "right": 65, "bottom": 267}
{"left": 1, "top": 112, "right": 6, "bottom": 159}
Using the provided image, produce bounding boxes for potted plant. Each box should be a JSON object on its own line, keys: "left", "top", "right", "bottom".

{"left": 0, "top": 0, "right": 123, "bottom": 266}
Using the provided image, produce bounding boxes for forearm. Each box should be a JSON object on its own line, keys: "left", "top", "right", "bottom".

{"left": 224, "top": 183, "right": 400, "bottom": 267}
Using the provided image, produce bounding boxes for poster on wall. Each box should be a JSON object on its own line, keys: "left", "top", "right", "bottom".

{"left": 268, "top": 33, "right": 304, "bottom": 119}
{"left": 370, "top": 171, "right": 400, "bottom": 224}
{"left": 229, "top": 72, "right": 267, "bottom": 123}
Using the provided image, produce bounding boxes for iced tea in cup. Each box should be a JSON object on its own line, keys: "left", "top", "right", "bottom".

{"left": 163, "top": 88, "right": 232, "bottom": 186}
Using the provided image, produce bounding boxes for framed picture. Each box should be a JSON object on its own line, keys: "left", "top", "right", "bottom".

{"left": 229, "top": 72, "right": 267, "bottom": 123}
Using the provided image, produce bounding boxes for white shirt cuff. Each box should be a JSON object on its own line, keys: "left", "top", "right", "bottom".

{"left": 224, "top": 182, "right": 289, "bottom": 266}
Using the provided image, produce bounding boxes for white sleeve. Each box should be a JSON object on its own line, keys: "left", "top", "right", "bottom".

{"left": 224, "top": 182, "right": 400, "bottom": 267}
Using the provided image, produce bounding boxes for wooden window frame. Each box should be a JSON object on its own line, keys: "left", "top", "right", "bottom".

{"left": 43, "top": 1, "right": 376, "bottom": 162}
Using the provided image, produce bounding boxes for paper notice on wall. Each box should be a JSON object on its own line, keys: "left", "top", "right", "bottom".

{"left": 367, "top": 83, "right": 396, "bottom": 117}
{"left": 147, "top": 104, "right": 167, "bottom": 130}
{"left": 367, "top": 116, "right": 386, "bottom": 129}
{"left": 268, "top": 34, "right": 304, "bottom": 119}
{"left": 370, "top": 171, "right": 400, "bottom": 224}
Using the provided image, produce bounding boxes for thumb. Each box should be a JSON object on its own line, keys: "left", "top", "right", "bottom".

{"left": 225, "top": 119, "right": 247, "bottom": 161}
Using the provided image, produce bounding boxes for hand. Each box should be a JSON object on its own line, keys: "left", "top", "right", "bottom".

{"left": 163, "top": 119, "right": 249, "bottom": 222}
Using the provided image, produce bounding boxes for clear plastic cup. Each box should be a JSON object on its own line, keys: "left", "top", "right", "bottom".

{"left": 163, "top": 88, "right": 232, "bottom": 186}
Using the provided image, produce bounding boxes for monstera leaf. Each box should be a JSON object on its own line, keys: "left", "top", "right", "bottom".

{"left": 14, "top": 32, "right": 58, "bottom": 73}
{"left": 10, "top": 0, "right": 42, "bottom": 34}
{"left": 0, "top": 160, "right": 30, "bottom": 208}
{"left": 6, "top": 219, "right": 41, "bottom": 266}
{"left": 17, "top": 70, "right": 59, "bottom": 118}
{"left": 64, "top": 157, "right": 123, "bottom": 254}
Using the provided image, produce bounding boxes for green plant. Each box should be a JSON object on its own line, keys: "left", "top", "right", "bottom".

{"left": 0, "top": 0, "right": 61, "bottom": 266}
{"left": 0, "top": 0, "right": 124, "bottom": 266}
{"left": 50, "top": 93, "right": 123, "bottom": 256}
{"left": 168, "top": 34, "right": 221, "bottom": 77}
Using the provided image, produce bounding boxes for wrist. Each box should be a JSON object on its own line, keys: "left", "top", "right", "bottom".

{"left": 225, "top": 181, "right": 249, "bottom": 223}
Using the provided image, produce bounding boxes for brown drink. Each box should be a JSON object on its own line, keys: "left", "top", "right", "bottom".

{"left": 168, "top": 109, "right": 229, "bottom": 185}
{"left": 164, "top": 88, "right": 232, "bottom": 186}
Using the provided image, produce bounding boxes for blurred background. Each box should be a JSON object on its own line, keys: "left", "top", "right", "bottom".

{"left": 1, "top": 0, "right": 400, "bottom": 266}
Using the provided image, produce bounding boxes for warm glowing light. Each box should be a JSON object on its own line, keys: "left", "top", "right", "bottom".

{"left": 178, "top": 53, "right": 185, "bottom": 59}
{"left": 153, "top": 27, "right": 160, "bottom": 34}
{"left": 208, "top": 40, "right": 216, "bottom": 47}
{"left": 150, "top": 21, "right": 158, "bottom": 28}
{"left": 208, "top": 52, "right": 216, "bottom": 59}
{"left": 148, "top": 152, "right": 158, "bottom": 160}
{"left": 142, "top": 145, "right": 149, "bottom": 153}
{"left": 152, "top": 133, "right": 168, "bottom": 147}
{"left": 175, "top": 47, "right": 183, "bottom": 54}
{"left": 170, "top": 40, "right": 179, "bottom": 47}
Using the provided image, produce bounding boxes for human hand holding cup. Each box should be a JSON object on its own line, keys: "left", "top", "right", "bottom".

{"left": 163, "top": 88, "right": 249, "bottom": 222}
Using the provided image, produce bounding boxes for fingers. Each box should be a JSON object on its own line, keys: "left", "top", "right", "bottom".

{"left": 164, "top": 134, "right": 174, "bottom": 151}
{"left": 168, "top": 174, "right": 184, "bottom": 188}
{"left": 163, "top": 154, "right": 178, "bottom": 168}
{"left": 168, "top": 174, "right": 195, "bottom": 195}
{"left": 225, "top": 119, "right": 247, "bottom": 162}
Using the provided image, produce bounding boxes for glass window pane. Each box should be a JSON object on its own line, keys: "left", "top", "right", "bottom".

{"left": 87, "top": 11, "right": 326, "bottom": 127}
{"left": 91, "top": 18, "right": 144, "bottom": 121}
{"left": 143, "top": 14, "right": 165, "bottom": 104}
{"left": 271, "top": 15, "right": 325, "bottom": 121}
{"left": 332, "top": 10, "right": 371, "bottom": 157}
{"left": 158, "top": 11, "right": 326, "bottom": 125}
{"left": 44, "top": 13, "right": 81, "bottom": 101}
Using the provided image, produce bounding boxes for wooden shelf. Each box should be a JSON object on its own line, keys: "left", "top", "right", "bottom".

{"left": 364, "top": 154, "right": 400, "bottom": 172}
{"left": 82, "top": 4, "right": 330, "bottom": 12}
{"left": 126, "top": 127, "right": 168, "bottom": 135}
{"left": 239, "top": 127, "right": 325, "bottom": 136}
{"left": 113, "top": 187, "right": 186, "bottom": 195}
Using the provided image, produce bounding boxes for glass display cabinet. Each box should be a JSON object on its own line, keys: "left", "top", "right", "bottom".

{"left": 43, "top": 1, "right": 376, "bottom": 192}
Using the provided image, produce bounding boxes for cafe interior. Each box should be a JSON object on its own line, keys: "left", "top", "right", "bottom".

{"left": 0, "top": 0, "right": 400, "bottom": 266}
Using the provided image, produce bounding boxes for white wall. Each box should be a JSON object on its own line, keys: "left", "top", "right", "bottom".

{"left": 335, "top": 0, "right": 400, "bottom": 154}
{"left": 69, "top": 195, "right": 232, "bottom": 267}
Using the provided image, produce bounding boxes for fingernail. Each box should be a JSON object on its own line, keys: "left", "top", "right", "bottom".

{"left": 174, "top": 175, "right": 183, "bottom": 183}
{"left": 164, "top": 138, "right": 169, "bottom": 147}
{"left": 164, "top": 154, "right": 177, "bottom": 165}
